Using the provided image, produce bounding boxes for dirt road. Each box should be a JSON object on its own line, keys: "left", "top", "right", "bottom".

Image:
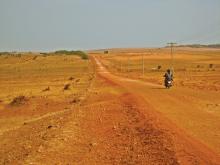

{"left": 0, "top": 55, "right": 220, "bottom": 164}
{"left": 94, "top": 55, "right": 220, "bottom": 153}
{"left": 92, "top": 56, "right": 220, "bottom": 164}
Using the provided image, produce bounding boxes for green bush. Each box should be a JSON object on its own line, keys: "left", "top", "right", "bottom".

{"left": 0, "top": 52, "right": 10, "bottom": 56}
{"left": 54, "top": 50, "right": 88, "bottom": 60}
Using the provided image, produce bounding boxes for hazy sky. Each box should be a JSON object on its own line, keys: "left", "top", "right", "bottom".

{"left": 0, "top": 0, "right": 220, "bottom": 51}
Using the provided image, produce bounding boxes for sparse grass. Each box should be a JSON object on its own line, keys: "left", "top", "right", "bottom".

{"left": 0, "top": 53, "right": 93, "bottom": 103}
{"left": 0, "top": 51, "right": 95, "bottom": 150}
{"left": 99, "top": 48, "right": 220, "bottom": 91}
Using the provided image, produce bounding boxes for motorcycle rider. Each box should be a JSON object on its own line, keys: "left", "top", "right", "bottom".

{"left": 164, "top": 69, "right": 173, "bottom": 88}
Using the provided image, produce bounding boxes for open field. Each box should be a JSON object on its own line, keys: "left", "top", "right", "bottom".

{"left": 0, "top": 53, "right": 94, "bottom": 143}
{"left": 96, "top": 47, "right": 220, "bottom": 91}
{"left": 0, "top": 48, "right": 220, "bottom": 164}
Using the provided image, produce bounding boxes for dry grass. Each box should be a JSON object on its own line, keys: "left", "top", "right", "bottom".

{"left": 0, "top": 52, "right": 94, "bottom": 140}
{"left": 0, "top": 53, "right": 93, "bottom": 104}
{"left": 97, "top": 47, "right": 220, "bottom": 91}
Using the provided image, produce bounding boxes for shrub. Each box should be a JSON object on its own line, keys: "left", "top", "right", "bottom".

{"left": 42, "top": 87, "right": 50, "bottom": 92}
{"left": 10, "top": 96, "right": 28, "bottom": 106}
{"left": 68, "top": 77, "right": 75, "bottom": 80}
{"left": 64, "top": 84, "right": 71, "bottom": 90}
{"left": 54, "top": 50, "right": 88, "bottom": 60}
{"left": 157, "top": 65, "right": 162, "bottom": 70}
{"left": 33, "top": 56, "right": 38, "bottom": 60}
{"left": 0, "top": 52, "right": 10, "bottom": 56}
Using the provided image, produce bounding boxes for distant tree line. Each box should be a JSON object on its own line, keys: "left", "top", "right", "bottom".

{"left": 176, "top": 44, "right": 220, "bottom": 48}
{"left": 54, "top": 50, "right": 88, "bottom": 60}
{"left": 0, "top": 52, "right": 10, "bottom": 56}
{"left": 0, "top": 52, "right": 22, "bottom": 57}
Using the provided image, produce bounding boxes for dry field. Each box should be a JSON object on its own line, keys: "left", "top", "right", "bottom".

{"left": 0, "top": 49, "right": 220, "bottom": 164}
{"left": 98, "top": 47, "right": 220, "bottom": 91}
{"left": 0, "top": 53, "right": 94, "bottom": 150}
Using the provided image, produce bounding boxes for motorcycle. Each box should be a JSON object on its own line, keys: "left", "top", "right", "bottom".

{"left": 165, "top": 80, "right": 172, "bottom": 88}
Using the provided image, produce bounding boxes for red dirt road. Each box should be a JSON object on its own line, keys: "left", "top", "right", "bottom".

{"left": 92, "top": 55, "right": 220, "bottom": 164}
{"left": 0, "top": 55, "right": 220, "bottom": 164}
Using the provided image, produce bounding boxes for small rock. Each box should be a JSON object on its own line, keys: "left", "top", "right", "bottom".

{"left": 42, "top": 87, "right": 50, "bottom": 92}
{"left": 38, "top": 145, "right": 44, "bottom": 153}
{"left": 64, "top": 83, "right": 71, "bottom": 90}
{"left": 47, "top": 125, "right": 53, "bottom": 129}
{"left": 69, "top": 77, "right": 75, "bottom": 80}
{"left": 116, "top": 133, "right": 122, "bottom": 137}
{"left": 75, "top": 79, "right": 80, "bottom": 83}
{"left": 61, "top": 138, "right": 68, "bottom": 142}
{"left": 89, "top": 142, "right": 97, "bottom": 147}
{"left": 70, "top": 98, "right": 80, "bottom": 104}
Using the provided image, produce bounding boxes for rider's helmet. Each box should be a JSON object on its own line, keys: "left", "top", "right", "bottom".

{"left": 167, "top": 69, "right": 171, "bottom": 73}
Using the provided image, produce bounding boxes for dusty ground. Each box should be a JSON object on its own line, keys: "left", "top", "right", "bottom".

{"left": 0, "top": 49, "right": 220, "bottom": 164}
{"left": 97, "top": 47, "right": 220, "bottom": 91}
{"left": 95, "top": 48, "right": 220, "bottom": 155}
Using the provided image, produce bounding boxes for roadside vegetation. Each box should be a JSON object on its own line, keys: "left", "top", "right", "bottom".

{"left": 54, "top": 50, "right": 89, "bottom": 60}
{"left": 0, "top": 50, "right": 89, "bottom": 60}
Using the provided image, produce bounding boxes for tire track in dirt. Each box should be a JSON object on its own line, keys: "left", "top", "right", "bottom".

{"left": 115, "top": 93, "right": 179, "bottom": 164}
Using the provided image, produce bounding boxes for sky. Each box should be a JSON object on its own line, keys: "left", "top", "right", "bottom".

{"left": 0, "top": 0, "right": 220, "bottom": 51}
